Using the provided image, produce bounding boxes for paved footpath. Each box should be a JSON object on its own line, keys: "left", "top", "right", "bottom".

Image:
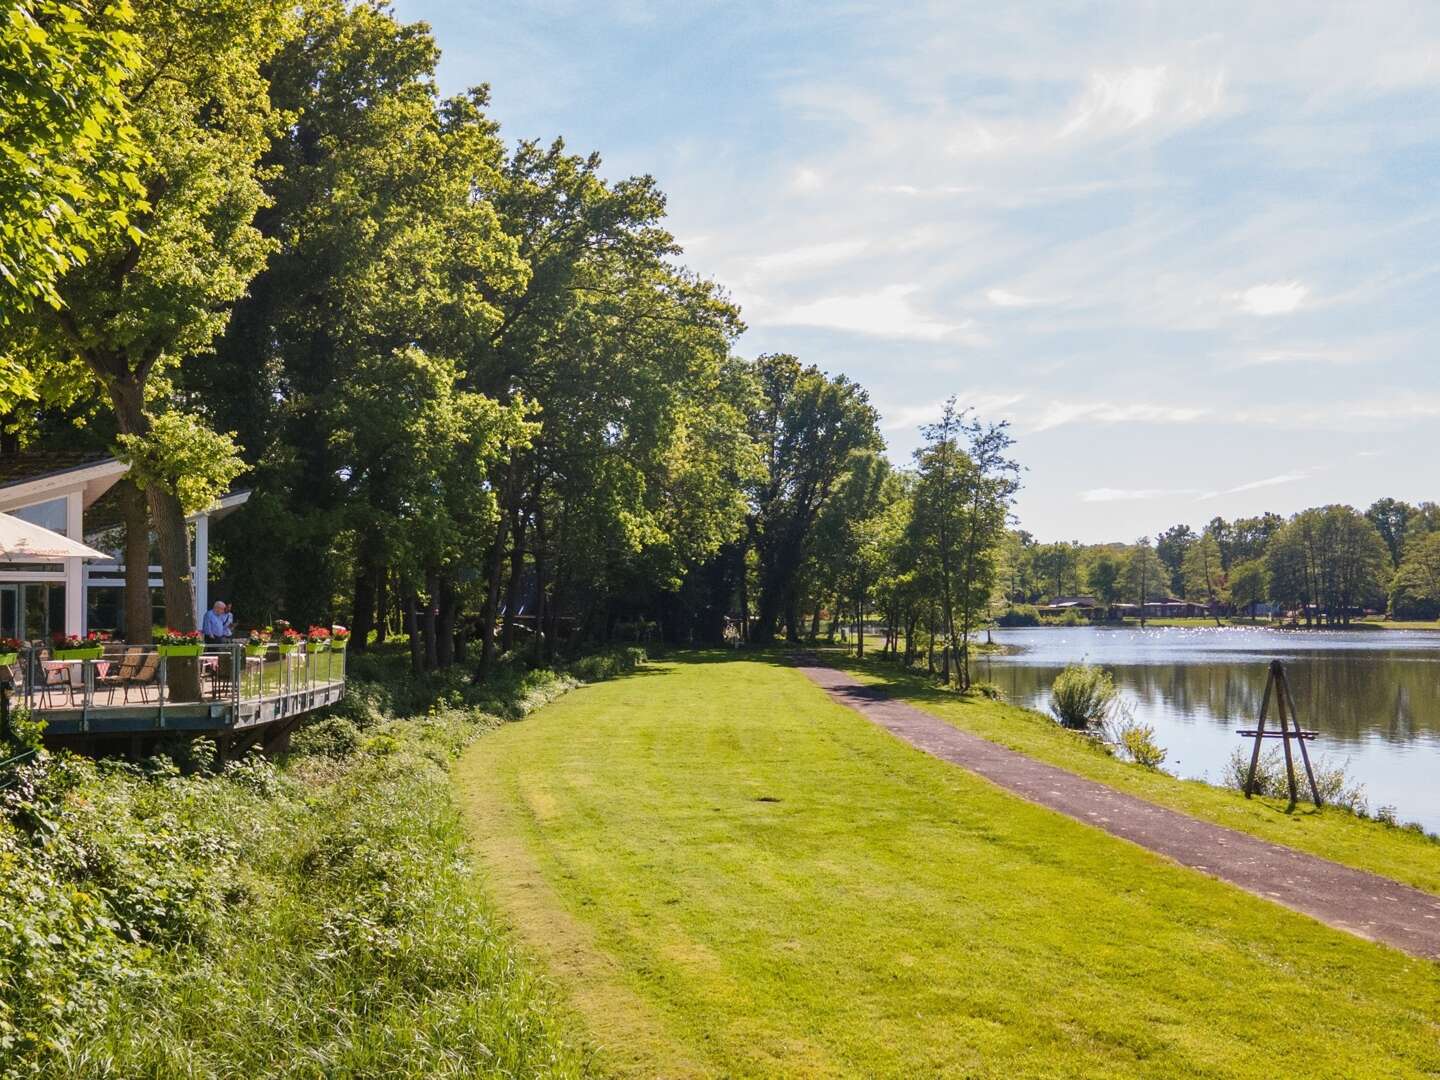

{"left": 794, "top": 657, "right": 1440, "bottom": 961}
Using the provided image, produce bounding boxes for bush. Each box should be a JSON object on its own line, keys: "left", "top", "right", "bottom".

{"left": 965, "top": 681, "right": 1004, "bottom": 701}
{"left": 568, "top": 645, "right": 647, "bottom": 684}
{"left": 995, "top": 605, "right": 1039, "bottom": 627}
{"left": 292, "top": 716, "right": 362, "bottom": 758}
{"left": 1222, "top": 748, "right": 1368, "bottom": 813}
{"left": 1049, "top": 664, "right": 1117, "bottom": 730}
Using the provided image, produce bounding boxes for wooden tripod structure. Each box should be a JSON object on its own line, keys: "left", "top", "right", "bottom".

{"left": 1239, "top": 659, "right": 1322, "bottom": 808}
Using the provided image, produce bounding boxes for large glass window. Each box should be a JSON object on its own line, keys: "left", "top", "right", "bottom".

{"left": 12, "top": 496, "right": 68, "bottom": 535}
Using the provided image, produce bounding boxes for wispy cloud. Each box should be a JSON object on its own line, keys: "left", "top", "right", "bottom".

{"left": 1081, "top": 487, "right": 1203, "bottom": 502}
{"left": 1199, "top": 471, "right": 1310, "bottom": 500}
{"left": 1233, "top": 281, "right": 1309, "bottom": 316}
{"left": 774, "top": 284, "right": 978, "bottom": 342}
{"left": 751, "top": 240, "right": 868, "bottom": 276}
{"left": 1031, "top": 401, "right": 1209, "bottom": 432}
{"left": 985, "top": 288, "right": 1046, "bottom": 308}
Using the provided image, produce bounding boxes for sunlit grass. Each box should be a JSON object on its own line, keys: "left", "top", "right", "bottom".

{"left": 458, "top": 653, "right": 1440, "bottom": 1079}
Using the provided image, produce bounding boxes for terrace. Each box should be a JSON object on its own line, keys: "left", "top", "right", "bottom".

{"left": 4, "top": 641, "right": 347, "bottom": 752}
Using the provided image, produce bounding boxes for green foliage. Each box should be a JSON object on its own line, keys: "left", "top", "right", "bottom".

{"left": 1223, "top": 748, "right": 1368, "bottom": 814}
{"left": 114, "top": 409, "right": 246, "bottom": 513}
{"left": 0, "top": 0, "right": 145, "bottom": 323}
{"left": 995, "top": 604, "right": 1040, "bottom": 626}
{"left": 1103, "top": 704, "right": 1167, "bottom": 769}
{"left": 1049, "top": 663, "right": 1117, "bottom": 729}
{"left": 567, "top": 645, "right": 648, "bottom": 683}
{"left": 0, "top": 645, "right": 641, "bottom": 1075}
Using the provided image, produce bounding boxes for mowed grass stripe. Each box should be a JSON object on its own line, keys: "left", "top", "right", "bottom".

{"left": 457, "top": 655, "right": 1440, "bottom": 1079}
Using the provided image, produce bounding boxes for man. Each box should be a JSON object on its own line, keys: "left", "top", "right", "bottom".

{"left": 202, "top": 600, "right": 231, "bottom": 643}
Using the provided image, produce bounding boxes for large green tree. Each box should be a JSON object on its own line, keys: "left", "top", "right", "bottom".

{"left": 0, "top": 0, "right": 142, "bottom": 328}
{"left": 746, "top": 354, "right": 881, "bottom": 644}
{"left": 6, "top": 0, "right": 285, "bottom": 646}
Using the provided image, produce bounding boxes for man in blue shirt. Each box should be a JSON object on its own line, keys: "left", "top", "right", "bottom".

{"left": 202, "top": 600, "right": 232, "bottom": 643}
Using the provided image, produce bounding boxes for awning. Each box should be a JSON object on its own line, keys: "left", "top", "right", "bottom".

{"left": 0, "top": 512, "right": 109, "bottom": 561}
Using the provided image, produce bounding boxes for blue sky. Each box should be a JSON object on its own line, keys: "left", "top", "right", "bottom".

{"left": 393, "top": 0, "right": 1440, "bottom": 543}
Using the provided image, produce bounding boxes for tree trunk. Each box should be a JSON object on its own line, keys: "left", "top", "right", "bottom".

{"left": 501, "top": 507, "right": 527, "bottom": 653}
{"left": 350, "top": 552, "right": 376, "bottom": 653}
{"left": 436, "top": 574, "right": 456, "bottom": 668}
{"left": 374, "top": 569, "right": 389, "bottom": 644}
{"left": 736, "top": 533, "right": 750, "bottom": 643}
{"left": 534, "top": 503, "right": 549, "bottom": 659}
{"left": 477, "top": 514, "right": 510, "bottom": 679}
{"left": 117, "top": 478, "right": 153, "bottom": 644}
{"left": 109, "top": 380, "right": 199, "bottom": 698}
{"left": 422, "top": 571, "right": 439, "bottom": 671}
{"left": 403, "top": 592, "right": 422, "bottom": 674}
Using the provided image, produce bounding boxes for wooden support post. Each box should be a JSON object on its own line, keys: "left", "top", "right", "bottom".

{"left": 1279, "top": 665, "right": 1323, "bottom": 807}
{"left": 1243, "top": 663, "right": 1275, "bottom": 798}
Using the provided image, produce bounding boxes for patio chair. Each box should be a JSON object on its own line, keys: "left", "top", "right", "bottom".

{"left": 98, "top": 647, "right": 143, "bottom": 704}
{"left": 35, "top": 649, "right": 73, "bottom": 708}
{"left": 119, "top": 650, "right": 162, "bottom": 703}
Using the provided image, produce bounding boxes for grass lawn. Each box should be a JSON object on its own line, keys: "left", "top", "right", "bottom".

{"left": 827, "top": 650, "right": 1440, "bottom": 895}
{"left": 456, "top": 653, "right": 1440, "bottom": 1079}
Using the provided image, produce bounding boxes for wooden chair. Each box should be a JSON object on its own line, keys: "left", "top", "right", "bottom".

{"left": 99, "top": 647, "right": 143, "bottom": 704}
{"left": 119, "top": 650, "right": 162, "bottom": 703}
{"left": 36, "top": 649, "right": 72, "bottom": 708}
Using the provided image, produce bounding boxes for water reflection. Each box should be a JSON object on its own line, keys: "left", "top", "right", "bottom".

{"left": 978, "top": 627, "right": 1440, "bottom": 831}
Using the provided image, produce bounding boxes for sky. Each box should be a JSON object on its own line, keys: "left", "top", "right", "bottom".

{"left": 392, "top": 0, "right": 1440, "bottom": 543}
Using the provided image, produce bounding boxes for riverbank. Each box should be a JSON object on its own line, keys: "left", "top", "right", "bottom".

{"left": 1, "top": 644, "right": 642, "bottom": 1077}
{"left": 458, "top": 652, "right": 1440, "bottom": 1077}
{"left": 824, "top": 648, "right": 1440, "bottom": 891}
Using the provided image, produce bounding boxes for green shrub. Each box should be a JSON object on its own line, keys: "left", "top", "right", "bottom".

{"left": 1223, "top": 748, "right": 1368, "bottom": 813}
{"left": 965, "top": 681, "right": 1004, "bottom": 701}
{"left": 995, "top": 605, "right": 1040, "bottom": 627}
{"left": 568, "top": 645, "right": 647, "bottom": 684}
{"left": 292, "top": 716, "right": 362, "bottom": 758}
{"left": 1049, "top": 664, "right": 1117, "bottom": 729}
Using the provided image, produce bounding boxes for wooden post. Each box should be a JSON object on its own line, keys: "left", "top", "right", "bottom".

{"left": 1273, "top": 661, "right": 1299, "bottom": 806}
{"left": 1243, "top": 663, "right": 1275, "bottom": 798}
{"left": 1278, "top": 665, "right": 1323, "bottom": 807}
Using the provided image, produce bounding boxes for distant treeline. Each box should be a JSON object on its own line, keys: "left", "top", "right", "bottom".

{"left": 1006, "top": 499, "right": 1440, "bottom": 624}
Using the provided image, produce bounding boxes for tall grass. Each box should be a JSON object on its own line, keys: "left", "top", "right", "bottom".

{"left": 0, "top": 645, "right": 639, "bottom": 1078}
{"left": 1048, "top": 663, "right": 1117, "bottom": 729}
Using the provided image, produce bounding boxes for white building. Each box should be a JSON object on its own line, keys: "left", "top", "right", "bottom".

{"left": 0, "top": 453, "right": 248, "bottom": 640}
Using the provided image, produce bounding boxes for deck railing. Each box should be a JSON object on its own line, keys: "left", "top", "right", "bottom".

{"left": 5, "top": 641, "right": 347, "bottom": 735}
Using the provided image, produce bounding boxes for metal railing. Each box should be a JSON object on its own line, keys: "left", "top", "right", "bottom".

{"left": 5, "top": 641, "right": 347, "bottom": 729}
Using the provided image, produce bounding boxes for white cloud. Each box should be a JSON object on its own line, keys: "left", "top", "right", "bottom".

{"left": 1233, "top": 346, "right": 1356, "bottom": 367}
{"left": 879, "top": 394, "right": 1025, "bottom": 432}
{"left": 1081, "top": 487, "right": 1203, "bottom": 502}
{"left": 1199, "top": 471, "right": 1309, "bottom": 500}
{"left": 791, "top": 167, "right": 824, "bottom": 192}
{"left": 751, "top": 240, "right": 868, "bottom": 276}
{"left": 985, "top": 288, "right": 1045, "bottom": 307}
{"left": 1234, "top": 281, "right": 1309, "bottom": 316}
{"left": 774, "top": 284, "right": 976, "bottom": 341}
{"left": 1061, "top": 65, "right": 1226, "bottom": 138}
{"left": 1031, "top": 401, "right": 1209, "bottom": 432}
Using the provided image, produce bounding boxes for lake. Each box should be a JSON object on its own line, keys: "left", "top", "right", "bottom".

{"left": 977, "top": 626, "right": 1440, "bottom": 833}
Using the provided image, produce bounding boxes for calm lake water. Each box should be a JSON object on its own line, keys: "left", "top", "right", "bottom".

{"left": 977, "top": 626, "right": 1440, "bottom": 833}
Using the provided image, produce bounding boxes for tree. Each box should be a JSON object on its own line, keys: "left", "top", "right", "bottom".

{"left": 1390, "top": 532, "right": 1440, "bottom": 621}
{"left": 909, "top": 400, "right": 1019, "bottom": 689}
{"left": 1182, "top": 533, "right": 1226, "bottom": 624}
{"left": 1228, "top": 559, "right": 1269, "bottom": 620}
{"left": 746, "top": 355, "right": 881, "bottom": 644}
{"left": 1086, "top": 551, "right": 1123, "bottom": 606}
{"left": 1123, "top": 539, "right": 1169, "bottom": 625}
{"left": 0, "top": 0, "right": 143, "bottom": 324}
{"left": 1366, "top": 497, "right": 1416, "bottom": 569}
{"left": 6, "top": 0, "right": 286, "bottom": 654}
{"left": 1156, "top": 523, "right": 1194, "bottom": 596}
{"left": 1032, "top": 541, "right": 1080, "bottom": 599}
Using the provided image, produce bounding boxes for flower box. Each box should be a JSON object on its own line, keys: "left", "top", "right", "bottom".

{"left": 156, "top": 644, "right": 203, "bottom": 658}
{"left": 54, "top": 647, "right": 103, "bottom": 661}
{"left": 244, "top": 643, "right": 268, "bottom": 658}
{"left": 304, "top": 640, "right": 328, "bottom": 654}
{"left": 0, "top": 652, "right": 19, "bottom": 667}
{"left": 277, "top": 642, "right": 297, "bottom": 656}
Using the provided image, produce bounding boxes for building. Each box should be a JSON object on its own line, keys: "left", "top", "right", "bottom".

{"left": 0, "top": 452, "right": 248, "bottom": 640}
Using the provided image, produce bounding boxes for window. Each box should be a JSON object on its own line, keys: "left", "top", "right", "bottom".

{"left": 12, "top": 496, "right": 68, "bottom": 535}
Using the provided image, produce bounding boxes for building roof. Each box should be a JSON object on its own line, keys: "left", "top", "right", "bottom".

{"left": 0, "top": 451, "right": 114, "bottom": 489}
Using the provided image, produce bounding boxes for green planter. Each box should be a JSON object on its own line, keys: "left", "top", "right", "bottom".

{"left": 54, "top": 646, "right": 102, "bottom": 661}
{"left": 277, "top": 642, "right": 297, "bottom": 656}
{"left": 244, "top": 643, "right": 268, "bottom": 658}
{"left": 305, "top": 640, "right": 329, "bottom": 654}
{"left": 156, "top": 644, "right": 203, "bottom": 658}
{"left": 0, "top": 652, "right": 18, "bottom": 667}
{"left": 330, "top": 640, "right": 348, "bottom": 651}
